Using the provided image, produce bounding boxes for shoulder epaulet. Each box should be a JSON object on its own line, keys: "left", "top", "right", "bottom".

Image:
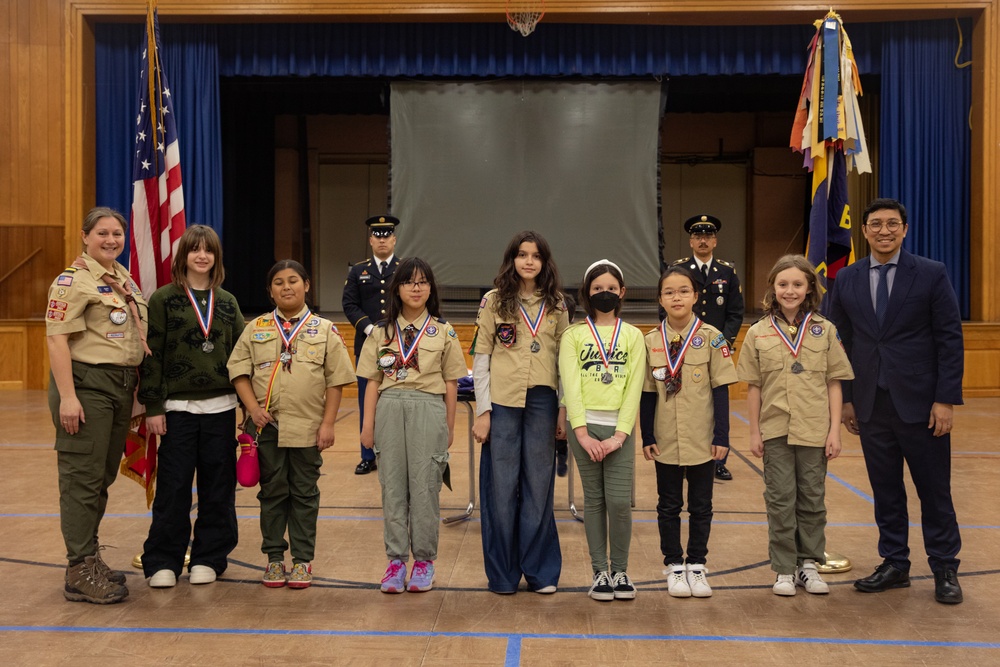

{"left": 436, "top": 317, "right": 448, "bottom": 324}
{"left": 716, "top": 259, "right": 735, "bottom": 268}
{"left": 374, "top": 318, "right": 388, "bottom": 328}
{"left": 62, "top": 267, "right": 78, "bottom": 274}
{"left": 670, "top": 257, "right": 690, "bottom": 266}
{"left": 352, "top": 259, "right": 373, "bottom": 267}
{"left": 754, "top": 314, "right": 769, "bottom": 324}
{"left": 810, "top": 312, "right": 829, "bottom": 323}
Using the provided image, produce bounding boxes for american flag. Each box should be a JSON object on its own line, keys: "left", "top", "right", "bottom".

{"left": 129, "top": 4, "right": 185, "bottom": 298}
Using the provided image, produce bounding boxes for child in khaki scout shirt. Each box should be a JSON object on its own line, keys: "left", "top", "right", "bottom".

{"left": 471, "top": 230, "right": 570, "bottom": 595}
{"left": 358, "top": 258, "right": 468, "bottom": 594}
{"left": 640, "top": 265, "right": 738, "bottom": 599}
{"left": 228, "top": 260, "right": 355, "bottom": 590}
{"left": 736, "top": 254, "right": 854, "bottom": 597}
{"left": 46, "top": 207, "right": 148, "bottom": 605}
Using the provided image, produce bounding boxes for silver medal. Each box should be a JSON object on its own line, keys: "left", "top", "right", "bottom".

{"left": 791, "top": 361, "right": 804, "bottom": 374}
{"left": 202, "top": 340, "right": 214, "bottom": 353}
{"left": 396, "top": 368, "right": 409, "bottom": 381}
{"left": 716, "top": 296, "right": 724, "bottom": 306}
{"left": 530, "top": 340, "right": 540, "bottom": 353}
{"left": 601, "top": 371, "right": 613, "bottom": 385}
{"left": 280, "top": 351, "right": 292, "bottom": 364}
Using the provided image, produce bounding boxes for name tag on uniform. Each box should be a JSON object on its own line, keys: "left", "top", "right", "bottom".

{"left": 359, "top": 272, "right": 372, "bottom": 283}
{"left": 106, "top": 332, "right": 125, "bottom": 339}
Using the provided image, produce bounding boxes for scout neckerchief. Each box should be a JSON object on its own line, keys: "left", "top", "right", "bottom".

{"left": 585, "top": 316, "right": 622, "bottom": 384}
{"left": 274, "top": 308, "right": 310, "bottom": 372}
{"left": 770, "top": 311, "right": 812, "bottom": 375}
{"left": 184, "top": 286, "right": 215, "bottom": 353}
{"left": 72, "top": 255, "right": 151, "bottom": 356}
{"left": 659, "top": 316, "right": 701, "bottom": 396}
{"left": 395, "top": 313, "right": 431, "bottom": 380}
{"left": 518, "top": 299, "right": 546, "bottom": 353}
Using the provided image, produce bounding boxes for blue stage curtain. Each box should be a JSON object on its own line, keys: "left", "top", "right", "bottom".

{"left": 95, "top": 24, "right": 223, "bottom": 254}
{"left": 879, "top": 20, "right": 972, "bottom": 317}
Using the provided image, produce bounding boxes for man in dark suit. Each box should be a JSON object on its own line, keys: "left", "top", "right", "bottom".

{"left": 828, "top": 198, "right": 964, "bottom": 604}
{"left": 671, "top": 214, "right": 744, "bottom": 480}
{"left": 343, "top": 215, "right": 400, "bottom": 475}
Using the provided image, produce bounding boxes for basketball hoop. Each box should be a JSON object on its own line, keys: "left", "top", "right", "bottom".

{"left": 506, "top": 0, "right": 545, "bottom": 37}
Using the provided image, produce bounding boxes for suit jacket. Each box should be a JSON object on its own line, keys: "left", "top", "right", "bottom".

{"left": 670, "top": 257, "right": 744, "bottom": 345}
{"left": 828, "top": 249, "right": 964, "bottom": 423}
{"left": 342, "top": 256, "right": 399, "bottom": 359}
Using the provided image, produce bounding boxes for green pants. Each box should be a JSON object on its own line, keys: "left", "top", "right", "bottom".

{"left": 49, "top": 362, "right": 137, "bottom": 563}
{"left": 374, "top": 390, "right": 449, "bottom": 562}
{"left": 568, "top": 423, "right": 634, "bottom": 573}
{"left": 762, "top": 436, "right": 828, "bottom": 574}
{"left": 255, "top": 424, "right": 323, "bottom": 564}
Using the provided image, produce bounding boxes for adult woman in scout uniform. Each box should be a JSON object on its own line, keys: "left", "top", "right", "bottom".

{"left": 358, "top": 257, "right": 468, "bottom": 593}
{"left": 737, "top": 254, "right": 854, "bottom": 597}
{"left": 471, "top": 230, "right": 569, "bottom": 595}
{"left": 46, "top": 206, "right": 149, "bottom": 605}
{"left": 228, "top": 260, "right": 356, "bottom": 589}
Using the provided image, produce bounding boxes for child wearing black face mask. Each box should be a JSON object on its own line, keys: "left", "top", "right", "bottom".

{"left": 558, "top": 259, "right": 646, "bottom": 602}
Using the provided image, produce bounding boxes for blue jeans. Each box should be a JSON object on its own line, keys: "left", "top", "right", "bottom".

{"left": 479, "top": 386, "right": 562, "bottom": 592}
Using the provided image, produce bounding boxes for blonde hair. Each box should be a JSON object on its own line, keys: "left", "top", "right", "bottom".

{"left": 761, "top": 254, "right": 823, "bottom": 315}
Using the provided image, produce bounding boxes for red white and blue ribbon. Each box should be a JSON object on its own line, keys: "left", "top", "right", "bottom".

{"left": 770, "top": 312, "right": 813, "bottom": 358}
{"left": 274, "top": 309, "right": 311, "bottom": 350}
{"left": 396, "top": 314, "right": 432, "bottom": 367}
{"left": 660, "top": 317, "right": 702, "bottom": 378}
{"left": 184, "top": 286, "right": 214, "bottom": 341}
{"left": 585, "top": 316, "right": 622, "bottom": 375}
{"left": 518, "top": 301, "right": 546, "bottom": 339}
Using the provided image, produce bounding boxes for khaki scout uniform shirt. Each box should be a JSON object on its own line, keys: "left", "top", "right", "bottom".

{"left": 642, "top": 319, "right": 738, "bottom": 466}
{"left": 45, "top": 253, "right": 148, "bottom": 367}
{"left": 357, "top": 309, "right": 468, "bottom": 394}
{"left": 737, "top": 313, "right": 854, "bottom": 447}
{"left": 474, "top": 290, "right": 569, "bottom": 408}
{"left": 227, "top": 306, "right": 355, "bottom": 448}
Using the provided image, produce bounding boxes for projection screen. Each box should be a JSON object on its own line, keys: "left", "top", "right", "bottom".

{"left": 390, "top": 80, "right": 662, "bottom": 288}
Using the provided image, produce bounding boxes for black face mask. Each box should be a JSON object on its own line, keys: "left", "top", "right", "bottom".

{"left": 590, "top": 291, "right": 620, "bottom": 314}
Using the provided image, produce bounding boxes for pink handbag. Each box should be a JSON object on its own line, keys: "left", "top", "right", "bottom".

{"left": 236, "top": 432, "right": 260, "bottom": 487}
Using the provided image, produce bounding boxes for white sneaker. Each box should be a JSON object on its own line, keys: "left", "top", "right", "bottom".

{"left": 795, "top": 560, "right": 830, "bottom": 594}
{"left": 149, "top": 569, "right": 176, "bottom": 588}
{"left": 665, "top": 564, "right": 691, "bottom": 598}
{"left": 686, "top": 565, "right": 712, "bottom": 598}
{"left": 189, "top": 564, "right": 217, "bottom": 585}
{"left": 773, "top": 573, "right": 796, "bottom": 596}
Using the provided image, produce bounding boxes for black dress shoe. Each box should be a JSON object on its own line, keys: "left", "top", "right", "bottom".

{"left": 934, "top": 569, "right": 963, "bottom": 604}
{"left": 354, "top": 460, "right": 377, "bottom": 475}
{"left": 853, "top": 561, "right": 910, "bottom": 593}
{"left": 715, "top": 464, "right": 732, "bottom": 481}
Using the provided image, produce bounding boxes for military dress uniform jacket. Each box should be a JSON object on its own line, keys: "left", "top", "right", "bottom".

{"left": 670, "top": 257, "right": 744, "bottom": 346}
{"left": 343, "top": 256, "right": 399, "bottom": 359}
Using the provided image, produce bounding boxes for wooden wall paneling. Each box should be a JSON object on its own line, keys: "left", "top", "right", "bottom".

{"left": 0, "top": 2, "right": 12, "bottom": 224}
{"left": 25, "top": 320, "right": 50, "bottom": 390}
{"left": 0, "top": 325, "right": 28, "bottom": 390}
{"left": 971, "top": 6, "right": 999, "bottom": 321}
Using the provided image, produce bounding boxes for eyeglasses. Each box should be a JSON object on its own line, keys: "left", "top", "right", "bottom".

{"left": 691, "top": 233, "right": 715, "bottom": 241}
{"left": 401, "top": 280, "right": 430, "bottom": 290}
{"left": 865, "top": 219, "right": 904, "bottom": 232}
{"left": 661, "top": 288, "right": 694, "bottom": 299}
{"left": 371, "top": 230, "right": 395, "bottom": 238}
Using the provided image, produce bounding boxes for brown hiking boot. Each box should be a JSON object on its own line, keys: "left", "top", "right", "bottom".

{"left": 64, "top": 556, "right": 129, "bottom": 604}
{"left": 93, "top": 545, "right": 127, "bottom": 585}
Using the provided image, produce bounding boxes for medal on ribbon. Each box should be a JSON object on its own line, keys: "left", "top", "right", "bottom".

{"left": 519, "top": 301, "right": 546, "bottom": 354}
{"left": 660, "top": 317, "right": 701, "bottom": 396}
{"left": 770, "top": 312, "right": 812, "bottom": 375}
{"left": 274, "top": 309, "right": 310, "bottom": 372}
{"left": 585, "top": 316, "right": 622, "bottom": 384}
{"left": 185, "top": 287, "right": 215, "bottom": 353}
{"left": 395, "top": 315, "right": 431, "bottom": 381}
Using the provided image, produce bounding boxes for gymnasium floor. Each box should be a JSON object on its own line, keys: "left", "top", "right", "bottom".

{"left": 1, "top": 390, "right": 998, "bottom": 666}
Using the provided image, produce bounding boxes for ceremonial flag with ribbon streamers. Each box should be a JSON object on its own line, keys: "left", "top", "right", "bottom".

{"left": 790, "top": 11, "right": 869, "bottom": 310}
{"left": 122, "top": 0, "right": 187, "bottom": 507}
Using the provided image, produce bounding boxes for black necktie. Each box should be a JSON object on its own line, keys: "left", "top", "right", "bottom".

{"left": 875, "top": 264, "right": 891, "bottom": 326}
{"left": 701, "top": 264, "right": 709, "bottom": 282}
{"left": 380, "top": 261, "right": 388, "bottom": 275}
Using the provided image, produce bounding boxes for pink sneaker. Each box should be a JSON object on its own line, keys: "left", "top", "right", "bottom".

{"left": 381, "top": 559, "right": 406, "bottom": 593}
{"left": 408, "top": 560, "right": 435, "bottom": 592}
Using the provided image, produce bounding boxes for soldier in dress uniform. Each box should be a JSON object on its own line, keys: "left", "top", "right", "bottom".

{"left": 671, "top": 214, "right": 744, "bottom": 480}
{"left": 343, "top": 215, "right": 401, "bottom": 474}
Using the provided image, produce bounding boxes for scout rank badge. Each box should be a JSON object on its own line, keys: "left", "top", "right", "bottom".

{"left": 654, "top": 317, "right": 702, "bottom": 396}
{"left": 275, "top": 309, "right": 311, "bottom": 371}
{"left": 770, "top": 312, "right": 812, "bottom": 374}
{"left": 185, "top": 286, "right": 216, "bottom": 353}
{"left": 585, "top": 316, "right": 622, "bottom": 384}
{"left": 394, "top": 315, "right": 431, "bottom": 381}
{"left": 519, "top": 301, "right": 546, "bottom": 353}
{"left": 496, "top": 323, "right": 516, "bottom": 348}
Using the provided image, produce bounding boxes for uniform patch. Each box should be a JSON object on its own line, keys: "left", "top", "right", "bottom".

{"left": 691, "top": 368, "right": 704, "bottom": 382}
{"left": 359, "top": 271, "right": 372, "bottom": 283}
{"left": 479, "top": 296, "right": 488, "bottom": 308}
{"left": 46, "top": 310, "right": 65, "bottom": 321}
{"left": 690, "top": 335, "right": 705, "bottom": 349}
{"left": 48, "top": 299, "right": 68, "bottom": 311}
{"left": 721, "top": 345, "right": 731, "bottom": 358}
{"left": 97, "top": 285, "right": 113, "bottom": 294}
{"left": 448, "top": 328, "right": 458, "bottom": 338}
{"left": 306, "top": 328, "right": 318, "bottom": 336}
{"left": 109, "top": 308, "right": 128, "bottom": 325}
{"left": 57, "top": 275, "right": 74, "bottom": 287}
{"left": 710, "top": 333, "right": 726, "bottom": 349}
{"left": 809, "top": 324, "right": 824, "bottom": 337}
{"left": 496, "top": 323, "right": 516, "bottom": 347}
{"left": 251, "top": 332, "right": 271, "bottom": 341}
{"left": 106, "top": 332, "right": 125, "bottom": 339}
{"left": 258, "top": 361, "right": 273, "bottom": 370}
{"left": 57, "top": 288, "right": 66, "bottom": 297}
{"left": 255, "top": 316, "right": 273, "bottom": 327}
{"left": 308, "top": 318, "right": 320, "bottom": 327}
{"left": 426, "top": 325, "right": 438, "bottom": 337}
